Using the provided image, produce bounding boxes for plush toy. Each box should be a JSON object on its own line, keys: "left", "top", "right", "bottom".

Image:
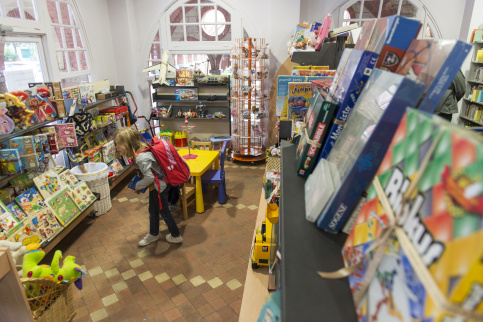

{"left": 22, "top": 244, "right": 86, "bottom": 297}
{"left": 0, "top": 240, "right": 28, "bottom": 266}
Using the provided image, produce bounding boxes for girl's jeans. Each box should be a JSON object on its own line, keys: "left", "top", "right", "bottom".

{"left": 148, "top": 187, "right": 180, "bottom": 237}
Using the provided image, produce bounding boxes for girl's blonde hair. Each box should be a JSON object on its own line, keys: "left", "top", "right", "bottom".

{"left": 113, "top": 127, "right": 148, "bottom": 160}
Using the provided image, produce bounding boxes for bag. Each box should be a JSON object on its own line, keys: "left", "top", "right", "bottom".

{"left": 139, "top": 137, "right": 190, "bottom": 208}
{"left": 66, "top": 112, "right": 92, "bottom": 136}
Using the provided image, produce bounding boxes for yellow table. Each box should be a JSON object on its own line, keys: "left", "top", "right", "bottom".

{"left": 177, "top": 149, "right": 220, "bottom": 213}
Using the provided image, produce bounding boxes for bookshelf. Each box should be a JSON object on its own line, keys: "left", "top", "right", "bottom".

{"left": 460, "top": 41, "right": 483, "bottom": 126}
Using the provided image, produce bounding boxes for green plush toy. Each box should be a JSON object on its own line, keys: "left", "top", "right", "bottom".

{"left": 22, "top": 244, "right": 86, "bottom": 296}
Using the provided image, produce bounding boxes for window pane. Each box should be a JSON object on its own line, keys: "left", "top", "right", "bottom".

{"left": 400, "top": 0, "right": 417, "bottom": 17}
{"left": 362, "top": 0, "right": 380, "bottom": 19}
{"left": 47, "top": 0, "right": 59, "bottom": 23}
{"left": 218, "top": 6, "right": 231, "bottom": 23}
{"left": 345, "top": 1, "right": 362, "bottom": 20}
{"left": 59, "top": 2, "right": 71, "bottom": 25}
{"left": 381, "top": 0, "right": 399, "bottom": 17}
{"left": 170, "top": 25, "right": 184, "bottom": 41}
{"left": 78, "top": 51, "right": 88, "bottom": 70}
{"left": 150, "top": 43, "right": 161, "bottom": 60}
{"left": 218, "top": 24, "right": 231, "bottom": 41}
{"left": 56, "top": 51, "right": 67, "bottom": 71}
{"left": 187, "top": 25, "right": 200, "bottom": 41}
{"left": 170, "top": 7, "right": 183, "bottom": 23}
{"left": 202, "top": 25, "right": 216, "bottom": 41}
{"left": 185, "top": 6, "right": 199, "bottom": 23}
{"left": 4, "top": 0, "right": 20, "bottom": 18}
{"left": 200, "top": 6, "right": 215, "bottom": 23}
{"left": 21, "top": 0, "right": 37, "bottom": 20}
{"left": 2, "top": 41, "right": 44, "bottom": 91}
{"left": 75, "top": 29, "right": 83, "bottom": 48}
{"left": 68, "top": 51, "right": 78, "bottom": 71}
{"left": 425, "top": 25, "right": 433, "bottom": 38}
{"left": 200, "top": 0, "right": 213, "bottom": 3}
{"left": 153, "top": 31, "right": 160, "bottom": 42}
{"left": 61, "top": 74, "right": 90, "bottom": 88}
{"left": 52, "top": 26, "right": 64, "bottom": 49}
{"left": 186, "top": 0, "right": 198, "bottom": 3}
{"left": 64, "top": 28, "right": 75, "bottom": 49}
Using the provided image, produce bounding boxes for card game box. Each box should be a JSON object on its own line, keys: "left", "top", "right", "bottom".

{"left": 341, "top": 109, "right": 483, "bottom": 321}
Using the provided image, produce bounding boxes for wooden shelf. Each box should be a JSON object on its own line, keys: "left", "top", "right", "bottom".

{"left": 463, "top": 97, "right": 483, "bottom": 107}
{"left": 460, "top": 115, "right": 483, "bottom": 126}
{"left": 0, "top": 119, "right": 60, "bottom": 142}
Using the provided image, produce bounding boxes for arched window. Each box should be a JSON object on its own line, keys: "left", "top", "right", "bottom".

{"left": 0, "top": 0, "right": 38, "bottom": 20}
{"left": 337, "top": 0, "right": 440, "bottom": 39}
{"left": 46, "top": 0, "right": 90, "bottom": 87}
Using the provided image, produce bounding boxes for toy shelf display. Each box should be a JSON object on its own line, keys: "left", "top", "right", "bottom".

{"left": 230, "top": 38, "right": 270, "bottom": 162}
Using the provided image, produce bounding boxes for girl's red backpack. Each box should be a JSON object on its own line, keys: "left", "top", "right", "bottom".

{"left": 140, "top": 137, "right": 191, "bottom": 192}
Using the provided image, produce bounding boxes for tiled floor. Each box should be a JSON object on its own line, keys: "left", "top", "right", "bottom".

{"left": 43, "top": 160, "right": 266, "bottom": 322}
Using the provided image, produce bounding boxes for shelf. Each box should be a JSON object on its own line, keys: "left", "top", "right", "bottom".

{"left": 474, "top": 41, "right": 483, "bottom": 45}
{"left": 468, "top": 79, "right": 483, "bottom": 85}
{"left": 42, "top": 202, "right": 95, "bottom": 254}
{"left": 84, "top": 94, "right": 123, "bottom": 111}
{"left": 463, "top": 97, "right": 483, "bottom": 107}
{"left": 109, "top": 163, "right": 136, "bottom": 190}
{"left": 0, "top": 119, "right": 60, "bottom": 142}
{"left": 151, "top": 117, "right": 229, "bottom": 121}
{"left": 280, "top": 141, "right": 357, "bottom": 321}
{"left": 460, "top": 115, "right": 483, "bottom": 126}
{"left": 152, "top": 83, "right": 230, "bottom": 88}
{"left": 471, "top": 61, "right": 483, "bottom": 64}
{"left": 153, "top": 99, "right": 229, "bottom": 103}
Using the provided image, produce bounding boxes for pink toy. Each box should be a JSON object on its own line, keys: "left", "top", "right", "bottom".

{"left": 0, "top": 101, "right": 15, "bottom": 134}
{"left": 180, "top": 118, "right": 198, "bottom": 159}
{"left": 315, "top": 14, "right": 332, "bottom": 51}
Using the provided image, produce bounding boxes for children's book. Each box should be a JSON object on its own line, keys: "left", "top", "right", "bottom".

{"left": 128, "top": 175, "right": 148, "bottom": 193}
{"left": 295, "top": 88, "right": 337, "bottom": 177}
{"left": 32, "top": 206, "right": 62, "bottom": 240}
{"left": 317, "top": 69, "right": 425, "bottom": 232}
{"left": 58, "top": 169, "right": 79, "bottom": 188}
{"left": 70, "top": 182, "right": 96, "bottom": 210}
{"left": 47, "top": 187, "right": 80, "bottom": 226}
{"left": 6, "top": 202, "right": 28, "bottom": 223}
{"left": 15, "top": 187, "right": 46, "bottom": 217}
{"left": 287, "top": 82, "right": 312, "bottom": 119}
{"left": 395, "top": 39, "right": 471, "bottom": 113}
{"left": 33, "top": 169, "right": 63, "bottom": 199}
{"left": 0, "top": 148, "right": 23, "bottom": 175}
{"left": 0, "top": 200, "right": 22, "bottom": 237}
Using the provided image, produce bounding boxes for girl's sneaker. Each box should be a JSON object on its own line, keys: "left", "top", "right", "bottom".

{"left": 139, "top": 233, "right": 159, "bottom": 246}
{"left": 166, "top": 234, "right": 183, "bottom": 244}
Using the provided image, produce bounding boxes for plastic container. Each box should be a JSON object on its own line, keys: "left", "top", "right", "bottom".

{"left": 71, "top": 163, "right": 111, "bottom": 215}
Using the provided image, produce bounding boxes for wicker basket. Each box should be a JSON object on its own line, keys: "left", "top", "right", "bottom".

{"left": 21, "top": 278, "right": 76, "bottom": 322}
{"left": 85, "top": 176, "right": 112, "bottom": 215}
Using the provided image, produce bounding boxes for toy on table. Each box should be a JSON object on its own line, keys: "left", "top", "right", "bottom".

{"left": 180, "top": 118, "right": 197, "bottom": 159}
{"left": 252, "top": 203, "right": 279, "bottom": 269}
{"left": 22, "top": 245, "right": 87, "bottom": 296}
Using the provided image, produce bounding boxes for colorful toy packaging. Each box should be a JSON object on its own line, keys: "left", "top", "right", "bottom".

{"left": 15, "top": 187, "right": 46, "bottom": 217}
{"left": 6, "top": 202, "right": 28, "bottom": 223}
{"left": 0, "top": 200, "right": 22, "bottom": 238}
{"left": 69, "top": 182, "right": 96, "bottom": 211}
{"left": 31, "top": 206, "right": 62, "bottom": 240}
{"left": 33, "top": 169, "right": 63, "bottom": 199}
{"left": 9, "top": 136, "right": 39, "bottom": 169}
{"left": 47, "top": 187, "right": 80, "bottom": 226}
{"left": 287, "top": 82, "right": 312, "bottom": 119}
{"left": 58, "top": 169, "right": 79, "bottom": 188}
{"left": 0, "top": 148, "right": 23, "bottom": 175}
{"left": 341, "top": 109, "right": 483, "bottom": 321}
{"left": 54, "top": 123, "right": 78, "bottom": 148}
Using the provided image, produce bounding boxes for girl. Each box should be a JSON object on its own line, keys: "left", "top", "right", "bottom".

{"left": 114, "top": 127, "right": 182, "bottom": 246}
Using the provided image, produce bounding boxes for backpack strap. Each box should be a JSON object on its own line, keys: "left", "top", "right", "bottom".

{"left": 152, "top": 169, "right": 163, "bottom": 210}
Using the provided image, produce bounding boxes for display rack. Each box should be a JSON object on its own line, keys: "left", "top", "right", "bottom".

{"left": 460, "top": 41, "right": 483, "bottom": 126}
{"left": 279, "top": 140, "right": 357, "bottom": 321}
{"left": 230, "top": 38, "right": 269, "bottom": 162}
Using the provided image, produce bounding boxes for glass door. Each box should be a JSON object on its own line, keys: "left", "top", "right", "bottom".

{"left": 0, "top": 36, "right": 49, "bottom": 92}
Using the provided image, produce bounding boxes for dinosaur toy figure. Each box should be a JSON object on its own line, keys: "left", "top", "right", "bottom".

{"left": 22, "top": 244, "right": 86, "bottom": 297}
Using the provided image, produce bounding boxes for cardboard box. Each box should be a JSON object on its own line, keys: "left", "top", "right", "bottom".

{"left": 52, "top": 82, "right": 63, "bottom": 100}
{"left": 54, "top": 123, "right": 78, "bottom": 148}
{"left": 96, "top": 92, "right": 113, "bottom": 100}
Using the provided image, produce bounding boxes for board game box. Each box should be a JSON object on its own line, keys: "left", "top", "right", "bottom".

{"left": 287, "top": 82, "right": 312, "bottom": 119}
{"left": 175, "top": 88, "right": 198, "bottom": 101}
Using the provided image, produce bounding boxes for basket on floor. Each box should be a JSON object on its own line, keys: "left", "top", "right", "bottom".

{"left": 20, "top": 277, "right": 76, "bottom": 322}
{"left": 71, "top": 163, "right": 112, "bottom": 215}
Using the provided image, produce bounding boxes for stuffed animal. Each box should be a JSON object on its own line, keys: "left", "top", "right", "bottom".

{"left": 22, "top": 244, "right": 86, "bottom": 297}
{"left": 0, "top": 240, "right": 28, "bottom": 266}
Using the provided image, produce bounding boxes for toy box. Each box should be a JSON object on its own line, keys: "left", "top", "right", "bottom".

{"left": 159, "top": 130, "right": 173, "bottom": 143}
{"left": 317, "top": 70, "right": 425, "bottom": 232}
{"left": 175, "top": 88, "right": 198, "bottom": 101}
{"left": 54, "top": 123, "right": 78, "bottom": 148}
{"left": 295, "top": 88, "right": 337, "bottom": 178}
{"left": 33, "top": 136, "right": 45, "bottom": 162}
{"left": 287, "top": 82, "right": 312, "bottom": 119}
{"left": 355, "top": 15, "right": 421, "bottom": 72}
{"left": 396, "top": 39, "right": 472, "bottom": 113}
{"left": 318, "top": 49, "right": 380, "bottom": 160}
{"left": 9, "top": 136, "right": 39, "bottom": 169}
{"left": 341, "top": 109, "right": 483, "bottom": 321}
{"left": 101, "top": 141, "right": 115, "bottom": 164}
{"left": 96, "top": 92, "right": 113, "bottom": 100}
{"left": 276, "top": 76, "right": 326, "bottom": 116}
{"left": 99, "top": 106, "right": 128, "bottom": 114}
{"left": 33, "top": 169, "right": 63, "bottom": 199}
{"left": 69, "top": 182, "right": 96, "bottom": 211}
{"left": 311, "top": 78, "right": 334, "bottom": 93}
{"left": 41, "top": 127, "right": 60, "bottom": 154}
{"left": 0, "top": 149, "right": 23, "bottom": 175}
{"left": 176, "top": 68, "right": 194, "bottom": 86}
{"left": 46, "top": 187, "right": 80, "bottom": 226}
{"left": 34, "top": 133, "right": 51, "bottom": 155}
{"left": 6, "top": 202, "right": 28, "bottom": 223}
{"left": 15, "top": 187, "right": 46, "bottom": 217}
{"left": 85, "top": 146, "right": 102, "bottom": 163}
{"left": 79, "top": 84, "right": 96, "bottom": 105}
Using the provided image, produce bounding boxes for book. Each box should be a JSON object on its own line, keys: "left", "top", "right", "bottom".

{"left": 6, "top": 202, "right": 28, "bottom": 223}
{"left": 342, "top": 109, "right": 483, "bottom": 321}
{"left": 46, "top": 187, "right": 81, "bottom": 226}
{"left": 69, "top": 182, "right": 96, "bottom": 211}
{"left": 295, "top": 88, "right": 337, "bottom": 177}
{"left": 128, "top": 175, "right": 148, "bottom": 193}
{"left": 319, "top": 49, "right": 380, "bottom": 160}
{"left": 317, "top": 69, "right": 426, "bottom": 232}
{"left": 395, "top": 39, "right": 472, "bottom": 113}
{"left": 287, "top": 82, "right": 312, "bottom": 119}
{"left": 33, "top": 169, "right": 63, "bottom": 199}
{"left": 15, "top": 187, "right": 46, "bottom": 217}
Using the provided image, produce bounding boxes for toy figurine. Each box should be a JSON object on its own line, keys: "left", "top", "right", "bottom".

{"left": 207, "top": 95, "right": 216, "bottom": 101}
{"left": 176, "top": 108, "right": 183, "bottom": 118}
{"left": 190, "top": 109, "right": 197, "bottom": 118}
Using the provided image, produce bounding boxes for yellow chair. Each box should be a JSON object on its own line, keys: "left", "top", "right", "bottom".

{"left": 191, "top": 141, "right": 212, "bottom": 150}
{"left": 179, "top": 183, "right": 196, "bottom": 220}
